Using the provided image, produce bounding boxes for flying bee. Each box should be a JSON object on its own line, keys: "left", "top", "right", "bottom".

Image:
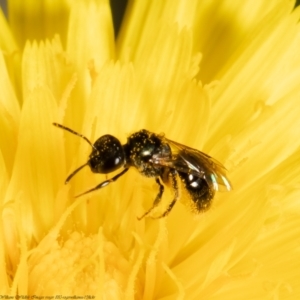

{"left": 53, "top": 123, "right": 232, "bottom": 219}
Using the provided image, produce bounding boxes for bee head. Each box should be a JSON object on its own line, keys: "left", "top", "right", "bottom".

{"left": 88, "top": 135, "right": 125, "bottom": 174}
{"left": 52, "top": 123, "right": 125, "bottom": 184}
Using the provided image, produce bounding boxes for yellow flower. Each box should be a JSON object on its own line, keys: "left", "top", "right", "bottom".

{"left": 1, "top": 0, "right": 300, "bottom": 298}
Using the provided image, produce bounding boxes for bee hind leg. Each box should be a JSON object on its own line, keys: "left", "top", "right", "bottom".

{"left": 152, "top": 169, "right": 179, "bottom": 219}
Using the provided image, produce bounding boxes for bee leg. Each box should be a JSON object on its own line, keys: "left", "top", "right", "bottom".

{"left": 153, "top": 169, "right": 179, "bottom": 219}
{"left": 74, "top": 168, "right": 129, "bottom": 198}
{"left": 137, "top": 177, "right": 164, "bottom": 220}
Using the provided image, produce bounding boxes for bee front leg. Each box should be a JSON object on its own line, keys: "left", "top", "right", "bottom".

{"left": 137, "top": 177, "right": 164, "bottom": 220}
{"left": 75, "top": 168, "right": 129, "bottom": 198}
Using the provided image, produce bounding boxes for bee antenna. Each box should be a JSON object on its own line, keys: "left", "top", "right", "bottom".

{"left": 52, "top": 122, "right": 96, "bottom": 150}
{"left": 65, "top": 162, "right": 89, "bottom": 184}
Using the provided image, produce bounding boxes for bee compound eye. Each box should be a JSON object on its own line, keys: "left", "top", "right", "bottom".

{"left": 88, "top": 135, "right": 125, "bottom": 174}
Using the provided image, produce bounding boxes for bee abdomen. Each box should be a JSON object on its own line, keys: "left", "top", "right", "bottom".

{"left": 178, "top": 172, "right": 215, "bottom": 212}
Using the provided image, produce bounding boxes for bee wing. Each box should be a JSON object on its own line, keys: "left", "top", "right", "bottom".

{"left": 152, "top": 138, "right": 232, "bottom": 192}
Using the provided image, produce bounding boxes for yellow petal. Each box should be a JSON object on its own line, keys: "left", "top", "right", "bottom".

{"left": 8, "top": 0, "right": 69, "bottom": 48}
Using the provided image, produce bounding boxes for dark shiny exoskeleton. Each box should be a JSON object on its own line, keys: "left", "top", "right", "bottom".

{"left": 53, "top": 123, "right": 232, "bottom": 219}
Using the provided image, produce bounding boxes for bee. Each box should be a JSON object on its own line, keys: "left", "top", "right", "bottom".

{"left": 53, "top": 123, "right": 232, "bottom": 219}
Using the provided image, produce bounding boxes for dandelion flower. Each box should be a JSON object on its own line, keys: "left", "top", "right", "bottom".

{"left": 1, "top": 0, "right": 300, "bottom": 299}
